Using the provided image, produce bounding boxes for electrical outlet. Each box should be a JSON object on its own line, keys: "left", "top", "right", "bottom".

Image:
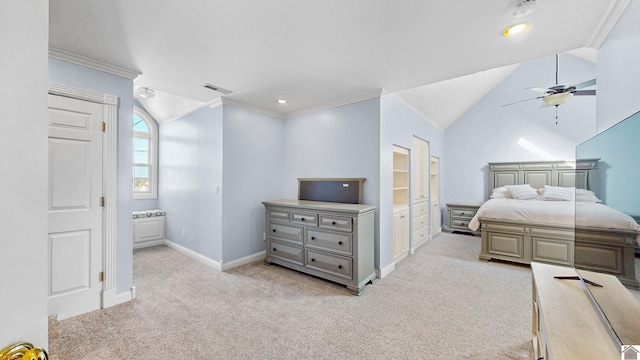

{"left": 263, "top": 232, "right": 266, "bottom": 241}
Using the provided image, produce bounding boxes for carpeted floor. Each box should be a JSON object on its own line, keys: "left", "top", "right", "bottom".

{"left": 49, "top": 233, "right": 544, "bottom": 359}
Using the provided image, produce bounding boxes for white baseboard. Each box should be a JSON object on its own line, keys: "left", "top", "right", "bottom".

{"left": 221, "top": 250, "right": 266, "bottom": 271}
{"left": 162, "top": 239, "right": 266, "bottom": 272}
{"left": 377, "top": 261, "right": 395, "bottom": 279}
{"left": 102, "top": 287, "right": 134, "bottom": 308}
{"left": 164, "top": 239, "right": 222, "bottom": 271}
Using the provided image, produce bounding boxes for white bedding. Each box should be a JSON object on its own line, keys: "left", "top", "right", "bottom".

{"left": 468, "top": 199, "right": 640, "bottom": 233}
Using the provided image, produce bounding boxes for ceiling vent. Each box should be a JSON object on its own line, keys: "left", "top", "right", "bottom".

{"left": 204, "top": 83, "right": 233, "bottom": 95}
{"left": 510, "top": 0, "right": 536, "bottom": 17}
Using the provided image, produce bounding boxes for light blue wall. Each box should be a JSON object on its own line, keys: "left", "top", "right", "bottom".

{"left": 597, "top": 0, "right": 640, "bottom": 133}
{"left": 577, "top": 112, "right": 640, "bottom": 216}
{"left": 443, "top": 54, "right": 597, "bottom": 208}
{"left": 221, "top": 105, "right": 284, "bottom": 262}
{"left": 380, "top": 95, "right": 444, "bottom": 268}
{"left": 282, "top": 99, "right": 382, "bottom": 265}
{"left": 49, "top": 57, "right": 134, "bottom": 294}
{"left": 158, "top": 105, "right": 223, "bottom": 260}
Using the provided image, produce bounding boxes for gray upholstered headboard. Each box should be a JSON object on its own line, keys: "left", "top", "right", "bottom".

{"left": 488, "top": 159, "right": 600, "bottom": 196}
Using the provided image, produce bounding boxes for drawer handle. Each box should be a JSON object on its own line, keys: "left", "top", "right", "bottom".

{"left": 331, "top": 221, "right": 337, "bottom": 225}
{"left": 272, "top": 248, "right": 277, "bottom": 251}
{"left": 272, "top": 229, "right": 276, "bottom": 232}
{"left": 311, "top": 258, "right": 315, "bottom": 262}
{"left": 338, "top": 241, "right": 343, "bottom": 245}
{"left": 461, "top": 212, "right": 465, "bottom": 215}
{"left": 311, "top": 236, "right": 316, "bottom": 240}
{"left": 301, "top": 217, "right": 305, "bottom": 221}
{"left": 338, "top": 265, "right": 343, "bottom": 269}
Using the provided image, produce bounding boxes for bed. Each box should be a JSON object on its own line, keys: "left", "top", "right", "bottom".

{"left": 470, "top": 159, "right": 640, "bottom": 289}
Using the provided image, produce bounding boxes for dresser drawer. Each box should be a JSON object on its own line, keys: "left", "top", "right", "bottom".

{"left": 268, "top": 208, "right": 290, "bottom": 222}
{"left": 450, "top": 218, "right": 471, "bottom": 229}
{"left": 292, "top": 212, "right": 317, "bottom": 226}
{"left": 451, "top": 208, "right": 476, "bottom": 218}
{"left": 268, "top": 241, "right": 304, "bottom": 265}
{"left": 413, "top": 213, "right": 429, "bottom": 231}
{"left": 413, "top": 202, "right": 429, "bottom": 218}
{"left": 319, "top": 215, "right": 352, "bottom": 232}
{"left": 414, "top": 226, "right": 429, "bottom": 244}
{"left": 306, "top": 249, "right": 352, "bottom": 279}
{"left": 269, "top": 222, "right": 303, "bottom": 243}
{"left": 306, "top": 229, "right": 352, "bottom": 255}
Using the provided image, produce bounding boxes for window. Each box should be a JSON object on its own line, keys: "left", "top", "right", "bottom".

{"left": 133, "top": 107, "right": 158, "bottom": 199}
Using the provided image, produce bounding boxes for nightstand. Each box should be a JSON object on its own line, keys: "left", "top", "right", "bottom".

{"left": 444, "top": 203, "right": 481, "bottom": 236}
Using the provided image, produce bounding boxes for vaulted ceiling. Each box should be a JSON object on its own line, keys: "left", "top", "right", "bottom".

{"left": 48, "top": 0, "right": 629, "bottom": 128}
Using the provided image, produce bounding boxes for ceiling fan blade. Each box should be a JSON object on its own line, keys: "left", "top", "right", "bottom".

{"left": 526, "top": 87, "right": 552, "bottom": 93}
{"left": 502, "top": 97, "right": 541, "bottom": 107}
{"left": 573, "top": 78, "right": 596, "bottom": 89}
{"left": 573, "top": 89, "right": 596, "bottom": 96}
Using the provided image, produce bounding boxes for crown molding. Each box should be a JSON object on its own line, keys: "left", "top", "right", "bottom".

{"left": 49, "top": 82, "right": 118, "bottom": 106}
{"left": 207, "top": 98, "right": 223, "bottom": 109}
{"left": 389, "top": 93, "right": 445, "bottom": 133}
{"left": 282, "top": 89, "right": 384, "bottom": 119}
{"left": 220, "top": 98, "right": 285, "bottom": 119}
{"left": 49, "top": 47, "right": 142, "bottom": 80}
{"left": 586, "top": 0, "right": 631, "bottom": 48}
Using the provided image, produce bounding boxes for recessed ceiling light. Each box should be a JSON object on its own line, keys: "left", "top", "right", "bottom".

{"left": 277, "top": 99, "right": 287, "bottom": 104}
{"left": 502, "top": 22, "right": 531, "bottom": 37}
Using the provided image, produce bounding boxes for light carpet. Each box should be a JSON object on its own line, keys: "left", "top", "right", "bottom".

{"left": 49, "top": 232, "right": 538, "bottom": 359}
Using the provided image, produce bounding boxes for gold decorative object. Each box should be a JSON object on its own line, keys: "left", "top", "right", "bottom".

{"left": 0, "top": 342, "right": 48, "bottom": 360}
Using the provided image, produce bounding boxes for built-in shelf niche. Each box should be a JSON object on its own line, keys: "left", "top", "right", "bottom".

{"left": 430, "top": 157, "right": 439, "bottom": 202}
{"left": 393, "top": 146, "right": 409, "bottom": 207}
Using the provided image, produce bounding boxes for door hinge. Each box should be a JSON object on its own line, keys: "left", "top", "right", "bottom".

{"left": 102, "top": 121, "right": 106, "bottom": 132}
{"left": 99, "top": 271, "right": 105, "bottom": 282}
{"left": 100, "top": 196, "right": 105, "bottom": 207}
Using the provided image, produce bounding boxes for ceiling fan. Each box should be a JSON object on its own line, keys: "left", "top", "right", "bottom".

{"left": 503, "top": 53, "right": 596, "bottom": 123}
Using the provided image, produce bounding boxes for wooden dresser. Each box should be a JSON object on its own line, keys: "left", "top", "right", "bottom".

{"left": 262, "top": 199, "right": 376, "bottom": 295}
{"left": 531, "top": 262, "right": 640, "bottom": 360}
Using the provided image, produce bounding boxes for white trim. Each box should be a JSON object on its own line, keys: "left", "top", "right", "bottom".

{"left": 133, "top": 106, "right": 158, "bottom": 199}
{"left": 49, "top": 47, "right": 142, "bottom": 80}
{"left": 388, "top": 93, "right": 445, "bottom": 132}
{"left": 376, "top": 262, "right": 395, "bottom": 279}
{"left": 48, "top": 83, "right": 120, "bottom": 310}
{"left": 283, "top": 89, "right": 384, "bottom": 119}
{"left": 586, "top": 0, "right": 632, "bottom": 48}
{"left": 221, "top": 251, "right": 266, "bottom": 271}
{"left": 147, "top": 240, "right": 265, "bottom": 272}
{"left": 411, "top": 236, "right": 429, "bottom": 254}
{"left": 207, "top": 98, "right": 223, "bottom": 109}
{"left": 221, "top": 98, "right": 284, "bottom": 119}
{"left": 103, "top": 288, "right": 135, "bottom": 307}
{"left": 164, "top": 240, "right": 223, "bottom": 271}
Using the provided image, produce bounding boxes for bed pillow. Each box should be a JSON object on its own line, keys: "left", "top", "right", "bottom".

{"left": 505, "top": 184, "right": 539, "bottom": 200}
{"left": 575, "top": 188, "right": 603, "bottom": 203}
{"left": 489, "top": 187, "right": 513, "bottom": 199}
{"left": 540, "top": 185, "right": 574, "bottom": 201}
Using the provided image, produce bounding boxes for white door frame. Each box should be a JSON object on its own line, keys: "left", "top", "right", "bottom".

{"left": 48, "top": 83, "right": 119, "bottom": 308}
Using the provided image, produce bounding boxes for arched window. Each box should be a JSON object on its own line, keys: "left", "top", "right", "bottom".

{"left": 133, "top": 107, "right": 158, "bottom": 199}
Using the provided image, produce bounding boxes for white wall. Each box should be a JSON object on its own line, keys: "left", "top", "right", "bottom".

{"left": 221, "top": 105, "right": 284, "bottom": 262}
{"left": 0, "top": 0, "right": 49, "bottom": 347}
{"left": 159, "top": 105, "right": 223, "bottom": 260}
{"left": 443, "top": 54, "right": 597, "bottom": 206}
{"left": 48, "top": 58, "right": 135, "bottom": 294}
{"left": 380, "top": 94, "right": 445, "bottom": 268}
{"left": 597, "top": 0, "right": 640, "bottom": 133}
{"left": 282, "top": 99, "right": 382, "bottom": 265}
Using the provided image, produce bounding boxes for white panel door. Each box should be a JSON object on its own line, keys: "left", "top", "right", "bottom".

{"left": 48, "top": 94, "right": 103, "bottom": 320}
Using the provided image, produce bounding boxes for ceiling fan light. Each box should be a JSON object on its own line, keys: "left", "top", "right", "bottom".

{"left": 138, "top": 86, "right": 156, "bottom": 99}
{"left": 502, "top": 22, "right": 531, "bottom": 37}
{"left": 542, "top": 92, "right": 573, "bottom": 106}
